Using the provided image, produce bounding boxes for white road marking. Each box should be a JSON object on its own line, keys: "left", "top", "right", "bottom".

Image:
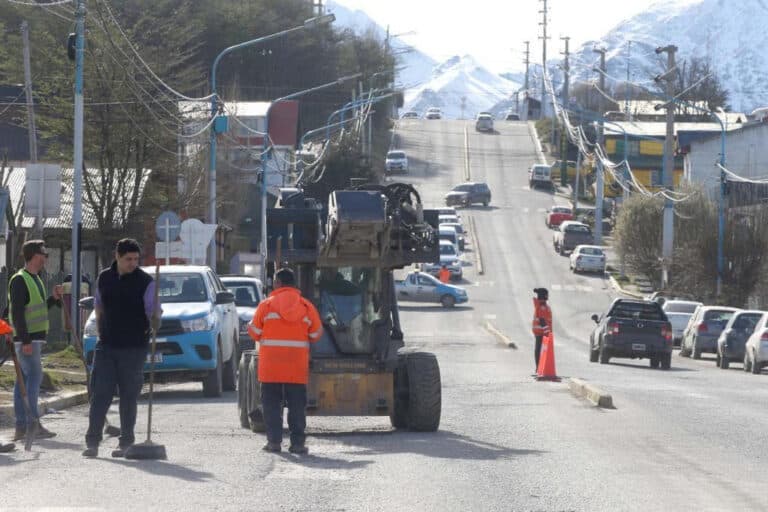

{"left": 549, "top": 284, "right": 594, "bottom": 293}
{"left": 484, "top": 314, "right": 497, "bottom": 320}
{"left": 522, "top": 186, "right": 531, "bottom": 190}
{"left": 551, "top": 284, "right": 562, "bottom": 291}
{"left": 523, "top": 207, "right": 530, "bottom": 213}
{"left": 537, "top": 208, "right": 547, "bottom": 213}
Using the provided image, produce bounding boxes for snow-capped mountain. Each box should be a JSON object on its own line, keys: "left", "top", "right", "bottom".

{"left": 325, "top": 1, "right": 436, "bottom": 91}
{"left": 571, "top": 0, "right": 768, "bottom": 112}
{"left": 403, "top": 55, "right": 522, "bottom": 120}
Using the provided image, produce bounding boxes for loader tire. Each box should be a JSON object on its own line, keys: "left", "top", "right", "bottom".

{"left": 405, "top": 352, "right": 441, "bottom": 432}
{"left": 389, "top": 354, "right": 408, "bottom": 429}
{"left": 237, "top": 352, "right": 251, "bottom": 429}
{"left": 247, "top": 355, "right": 266, "bottom": 433}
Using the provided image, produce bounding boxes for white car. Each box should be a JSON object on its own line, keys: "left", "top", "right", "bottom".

{"left": 666, "top": 312, "right": 693, "bottom": 347}
{"left": 438, "top": 214, "right": 460, "bottom": 226}
{"left": 425, "top": 107, "right": 443, "bottom": 120}
{"left": 529, "top": 164, "right": 552, "bottom": 189}
{"left": 662, "top": 300, "right": 703, "bottom": 315}
{"left": 422, "top": 240, "right": 462, "bottom": 280}
{"left": 438, "top": 225, "right": 464, "bottom": 253}
{"left": 437, "top": 207, "right": 460, "bottom": 219}
{"left": 385, "top": 150, "right": 408, "bottom": 174}
{"left": 744, "top": 312, "right": 768, "bottom": 374}
{"left": 569, "top": 245, "right": 606, "bottom": 273}
{"left": 475, "top": 114, "right": 494, "bottom": 132}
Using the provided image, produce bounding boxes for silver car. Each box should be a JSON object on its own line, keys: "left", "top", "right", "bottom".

{"left": 666, "top": 312, "right": 693, "bottom": 347}
{"left": 220, "top": 276, "right": 263, "bottom": 354}
{"left": 569, "top": 245, "right": 606, "bottom": 274}
{"left": 743, "top": 312, "right": 768, "bottom": 374}
{"left": 717, "top": 310, "right": 763, "bottom": 369}
{"left": 680, "top": 306, "right": 740, "bottom": 359}
{"left": 475, "top": 114, "right": 494, "bottom": 132}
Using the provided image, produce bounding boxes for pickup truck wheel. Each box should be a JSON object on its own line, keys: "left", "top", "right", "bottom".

{"left": 660, "top": 353, "right": 672, "bottom": 370}
{"left": 599, "top": 343, "right": 610, "bottom": 364}
{"left": 692, "top": 344, "right": 702, "bottom": 360}
{"left": 589, "top": 345, "right": 599, "bottom": 363}
{"left": 222, "top": 337, "right": 238, "bottom": 392}
{"left": 202, "top": 344, "right": 223, "bottom": 398}
{"left": 237, "top": 352, "right": 251, "bottom": 428}
{"left": 440, "top": 294, "right": 456, "bottom": 308}
{"left": 720, "top": 353, "right": 730, "bottom": 369}
{"left": 558, "top": 244, "right": 565, "bottom": 256}
{"left": 483, "top": 201, "right": 489, "bottom": 207}
{"left": 752, "top": 353, "right": 761, "bottom": 374}
{"left": 649, "top": 357, "right": 660, "bottom": 369}
{"left": 743, "top": 353, "right": 751, "bottom": 372}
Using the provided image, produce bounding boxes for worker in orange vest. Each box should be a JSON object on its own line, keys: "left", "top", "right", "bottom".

{"left": 532, "top": 288, "right": 552, "bottom": 371}
{"left": 248, "top": 267, "right": 322, "bottom": 455}
{"left": 438, "top": 264, "right": 451, "bottom": 284}
{"left": 0, "top": 319, "right": 16, "bottom": 452}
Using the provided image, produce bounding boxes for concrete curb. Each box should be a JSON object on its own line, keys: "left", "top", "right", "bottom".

{"left": 608, "top": 275, "right": 646, "bottom": 299}
{"left": 482, "top": 321, "right": 518, "bottom": 349}
{"left": 468, "top": 216, "right": 484, "bottom": 275}
{"left": 528, "top": 121, "right": 547, "bottom": 165}
{"left": 0, "top": 388, "right": 89, "bottom": 418}
{"left": 569, "top": 378, "right": 614, "bottom": 408}
{"left": 463, "top": 125, "right": 471, "bottom": 181}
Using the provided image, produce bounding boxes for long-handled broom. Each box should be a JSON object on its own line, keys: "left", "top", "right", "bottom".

{"left": 125, "top": 261, "right": 167, "bottom": 460}
{"left": 7, "top": 339, "right": 36, "bottom": 451}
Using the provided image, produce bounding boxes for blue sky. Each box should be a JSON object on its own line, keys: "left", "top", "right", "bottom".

{"left": 331, "top": 0, "right": 659, "bottom": 72}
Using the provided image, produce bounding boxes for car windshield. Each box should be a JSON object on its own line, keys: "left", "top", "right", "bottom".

{"left": 443, "top": 223, "right": 463, "bottom": 234}
{"left": 703, "top": 310, "right": 736, "bottom": 323}
{"left": 552, "top": 207, "right": 571, "bottom": 214}
{"left": 388, "top": 151, "right": 405, "bottom": 159}
{"left": 610, "top": 302, "right": 665, "bottom": 321}
{"left": 223, "top": 282, "right": 260, "bottom": 307}
{"left": 733, "top": 313, "right": 762, "bottom": 330}
{"left": 479, "top": 115, "right": 492, "bottom": 121}
{"left": 579, "top": 247, "right": 603, "bottom": 256}
{"left": 665, "top": 302, "right": 700, "bottom": 313}
{"left": 158, "top": 273, "right": 208, "bottom": 303}
{"left": 453, "top": 184, "right": 472, "bottom": 192}
{"left": 440, "top": 244, "right": 457, "bottom": 256}
{"left": 567, "top": 225, "right": 591, "bottom": 234}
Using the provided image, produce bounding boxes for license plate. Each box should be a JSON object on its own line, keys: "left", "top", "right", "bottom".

{"left": 632, "top": 344, "right": 646, "bottom": 351}
{"left": 146, "top": 353, "right": 163, "bottom": 364}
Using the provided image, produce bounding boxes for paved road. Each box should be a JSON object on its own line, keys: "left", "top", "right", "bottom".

{"left": 1, "top": 119, "right": 766, "bottom": 512}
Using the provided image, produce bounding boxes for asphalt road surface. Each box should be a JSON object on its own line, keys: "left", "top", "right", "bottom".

{"left": 1, "top": 119, "right": 766, "bottom": 512}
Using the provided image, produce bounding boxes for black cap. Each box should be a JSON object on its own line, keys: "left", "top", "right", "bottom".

{"left": 275, "top": 267, "right": 295, "bottom": 286}
{"left": 533, "top": 288, "right": 549, "bottom": 300}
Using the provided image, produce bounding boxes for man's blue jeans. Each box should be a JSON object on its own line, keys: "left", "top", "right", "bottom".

{"left": 260, "top": 383, "right": 307, "bottom": 446}
{"left": 13, "top": 341, "right": 43, "bottom": 428}
{"left": 85, "top": 343, "right": 147, "bottom": 448}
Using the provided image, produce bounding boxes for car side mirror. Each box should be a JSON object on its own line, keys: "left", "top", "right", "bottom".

{"left": 215, "top": 291, "right": 235, "bottom": 305}
{"left": 591, "top": 314, "right": 599, "bottom": 323}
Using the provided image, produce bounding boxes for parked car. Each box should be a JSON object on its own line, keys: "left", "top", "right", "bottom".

{"left": 475, "top": 114, "right": 494, "bottom": 132}
{"left": 716, "top": 310, "right": 764, "bottom": 369}
{"left": 576, "top": 209, "right": 613, "bottom": 235}
{"left": 666, "top": 312, "right": 693, "bottom": 347}
{"left": 439, "top": 224, "right": 465, "bottom": 251}
{"left": 220, "top": 276, "right": 263, "bottom": 355}
{"left": 569, "top": 245, "right": 606, "bottom": 274}
{"left": 395, "top": 271, "right": 468, "bottom": 308}
{"left": 744, "top": 312, "right": 768, "bottom": 374}
{"left": 546, "top": 206, "right": 574, "bottom": 229}
{"left": 82, "top": 266, "right": 240, "bottom": 397}
{"left": 589, "top": 299, "right": 673, "bottom": 369}
{"left": 385, "top": 150, "right": 409, "bottom": 174}
{"left": 663, "top": 300, "right": 703, "bottom": 315}
{"left": 553, "top": 221, "right": 593, "bottom": 255}
{"left": 438, "top": 214, "right": 460, "bottom": 225}
{"left": 440, "top": 222, "right": 466, "bottom": 251}
{"left": 505, "top": 113, "right": 520, "bottom": 121}
{"left": 421, "top": 240, "right": 462, "bottom": 280}
{"left": 680, "top": 306, "right": 740, "bottom": 359}
{"left": 549, "top": 160, "right": 578, "bottom": 184}
{"left": 437, "top": 207, "right": 461, "bottom": 219}
{"left": 528, "top": 164, "right": 552, "bottom": 189}
{"left": 401, "top": 111, "right": 419, "bottom": 119}
{"left": 444, "top": 182, "right": 491, "bottom": 207}
{"left": 425, "top": 107, "right": 443, "bottom": 120}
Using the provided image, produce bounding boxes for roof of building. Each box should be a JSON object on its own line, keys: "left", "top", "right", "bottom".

{"left": 0, "top": 165, "right": 151, "bottom": 231}
{"left": 178, "top": 100, "right": 271, "bottom": 120}
{"left": 604, "top": 121, "right": 743, "bottom": 138}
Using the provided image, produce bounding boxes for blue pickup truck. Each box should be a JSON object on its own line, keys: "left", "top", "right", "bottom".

{"left": 83, "top": 265, "right": 240, "bottom": 397}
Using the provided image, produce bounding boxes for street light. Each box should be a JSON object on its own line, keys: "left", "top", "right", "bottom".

{"left": 207, "top": 13, "right": 335, "bottom": 268}
{"left": 260, "top": 73, "right": 360, "bottom": 284}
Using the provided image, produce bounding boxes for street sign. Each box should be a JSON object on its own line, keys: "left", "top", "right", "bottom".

{"left": 180, "top": 219, "right": 216, "bottom": 265}
{"left": 155, "top": 211, "right": 181, "bottom": 242}
{"left": 24, "top": 163, "right": 61, "bottom": 218}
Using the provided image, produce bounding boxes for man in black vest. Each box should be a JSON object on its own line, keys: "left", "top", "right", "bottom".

{"left": 82, "top": 239, "right": 160, "bottom": 458}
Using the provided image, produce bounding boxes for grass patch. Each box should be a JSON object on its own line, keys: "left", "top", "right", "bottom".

{"left": 45, "top": 345, "right": 84, "bottom": 370}
{"left": 0, "top": 368, "right": 15, "bottom": 390}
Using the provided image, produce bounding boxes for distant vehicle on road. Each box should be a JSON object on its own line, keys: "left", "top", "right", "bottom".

{"left": 546, "top": 206, "right": 574, "bottom": 228}
{"left": 666, "top": 312, "right": 693, "bottom": 347}
{"left": 444, "top": 182, "right": 491, "bottom": 207}
{"left": 425, "top": 107, "right": 443, "bottom": 120}
{"left": 569, "top": 245, "right": 606, "bottom": 274}
{"left": 475, "top": 114, "right": 494, "bottom": 132}
{"left": 680, "top": 306, "right": 740, "bottom": 359}
{"left": 663, "top": 300, "right": 703, "bottom": 315}
{"left": 742, "top": 311, "right": 768, "bottom": 374}
{"left": 421, "top": 240, "right": 463, "bottom": 280}
{"left": 553, "top": 221, "right": 593, "bottom": 256}
{"left": 438, "top": 225, "right": 464, "bottom": 252}
{"left": 505, "top": 113, "right": 520, "bottom": 121}
{"left": 528, "top": 164, "right": 553, "bottom": 189}
{"left": 385, "top": 150, "right": 409, "bottom": 174}
{"left": 401, "top": 111, "right": 419, "bottom": 119}
{"left": 589, "top": 299, "right": 673, "bottom": 369}
{"left": 437, "top": 207, "right": 461, "bottom": 219}
{"left": 438, "top": 214, "right": 460, "bottom": 226}
{"left": 220, "top": 276, "right": 263, "bottom": 355}
{"left": 395, "top": 271, "right": 468, "bottom": 308}
{"left": 716, "top": 310, "right": 763, "bottom": 369}
{"left": 440, "top": 222, "right": 466, "bottom": 251}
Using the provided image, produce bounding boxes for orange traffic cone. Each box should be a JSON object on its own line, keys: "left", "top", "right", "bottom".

{"left": 536, "top": 333, "right": 560, "bottom": 381}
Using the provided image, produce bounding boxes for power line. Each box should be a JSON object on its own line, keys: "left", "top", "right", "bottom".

{"left": 5, "top": 0, "right": 73, "bottom": 6}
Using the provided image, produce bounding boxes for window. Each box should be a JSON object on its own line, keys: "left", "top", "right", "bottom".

{"left": 418, "top": 275, "right": 437, "bottom": 287}
{"left": 580, "top": 247, "right": 603, "bottom": 256}
{"left": 609, "top": 302, "right": 665, "bottom": 321}
{"left": 733, "top": 314, "right": 761, "bottom": 331}
{"left": 453, "top": 184, "right": 472, "bottom": 192}
{"left": 158, "top": 274, "right": 209, "bottom": 303}
{"left": 439, "top": 244, "right": 457, "bottom": 256}
{"left": 224, "top": 282, "right": 260, "bottom": 307}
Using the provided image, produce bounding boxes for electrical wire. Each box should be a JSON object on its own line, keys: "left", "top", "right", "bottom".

{"left": 5, "top": 0, "right": 72, "bottom": 6}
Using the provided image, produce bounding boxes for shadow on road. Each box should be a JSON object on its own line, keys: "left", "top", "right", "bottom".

{"left": 143, "top": 389, "right": 238, "bottom": 405}
{"left": 275, "top": 451, "right": 375, "bottom": 471}
{"left": 607, "top": 361, "right": 697, "bottom": 373}
{"left": 104, "top": 457, "right": 214, "bottom": 482}
{"left": 317, "top": 429, "right": 545, "bottom": 461}
{"left": 397, "top": 305, "right": 475, "bottom": 313}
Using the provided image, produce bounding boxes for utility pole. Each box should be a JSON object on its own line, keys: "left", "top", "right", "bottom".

{"left": 312, "top": 0, "right": 324, "bottom": 16}
{"left": 656, "top": 44, "right": 678, "bottom": 289}
{"left": 539, "top": 0, "right": 549, "bottom": 118}
{"left": 560, "top": 36, "right": 570, "bottom": 187}
{"left": 71, "top": 0, "right": 86, "bottom": 344}
{"left": 593, "top": 47, "right": 606, "bottom": 246}
{"left": 22, "top": 21, "right": 42, "bottom": 235}
{"left": 522, "top": 41, "right": 530, "bottom": 120}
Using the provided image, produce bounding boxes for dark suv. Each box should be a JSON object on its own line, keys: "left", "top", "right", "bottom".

{"left": 444, "top": 182, "right": 491, "bottom": 207}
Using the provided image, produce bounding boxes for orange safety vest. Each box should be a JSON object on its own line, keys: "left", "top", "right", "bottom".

{"left": 0, "top": 319, "right": 12, "bottom": 335}
{"left": 438, "top": 268, "right": 451, "bottom": 283}
{"left": 248, "top": 286, "right": 322, "bottom": 384}
{"left": 532, "top": 298, "right": 552, "bottom": 336}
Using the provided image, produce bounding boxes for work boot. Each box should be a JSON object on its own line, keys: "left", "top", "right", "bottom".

{"left": 262, "top": 442, "right": 281, "bottom": 453}
{"left": 111, "top": 445, "right": 131, "bottom": 458}
{"left": 33, "top": 421, "right": 56, "bottom": 439}
{"left": 0, "top": 442, "right": 15, "bottom": 453}
{"left": 12, "top": 427, "right": 26, "bottom": 441}
{"left": 82, "top": 446, "right": 98, "bottom": 458}
{"left": 288, "top": 444, "right": 308, "bottom": 455}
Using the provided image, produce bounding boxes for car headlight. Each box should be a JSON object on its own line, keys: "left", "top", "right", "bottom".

{"left": 84, "top": 319, "right": 98, "bottom": 338}
{"left": 181, "top": 313, "right": 215, "bottom": 332}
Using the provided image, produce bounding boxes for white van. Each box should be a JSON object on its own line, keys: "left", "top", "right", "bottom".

{"left": 528, "top": 164, "right": 552, "bottom": 189}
